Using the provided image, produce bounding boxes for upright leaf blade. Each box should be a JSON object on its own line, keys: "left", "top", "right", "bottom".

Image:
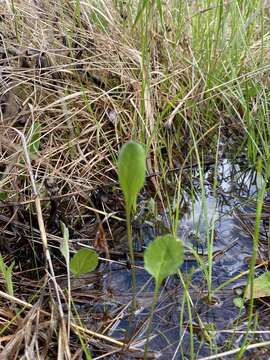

{"left": 144, "top": 234, "right": 184, "bottom": 286}
{"left": 133, "top": 0, "right": 148, "bottom": 28}
{"left": 6, "top": 261, "right": 15, "bottom": 297}
{"left": 118, "top": 141, "right": 146, "bottom": 213}
{"left": 60, "top": 221, "right": 70, "bottom": 264}
{"left": 27, "top": 121, "right": 41, "bottom": 158}
{"left": 0, "top": 254, "right": 14, "bottom": 296}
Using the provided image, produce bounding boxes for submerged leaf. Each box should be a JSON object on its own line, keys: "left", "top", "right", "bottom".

{"left": 144, "top": 234, "right": 184, "bottom": 286}
{"left": 246, "top": 271, "right": 270, "bottom": 300}
{"left": 233, "top": 297, "right": 244, "bottom": 308}
{"left": 70, "top": 248, "right": 98, "bottom": 277}
{"left": 118, "top": 141, "right": 146, "bottom": 213}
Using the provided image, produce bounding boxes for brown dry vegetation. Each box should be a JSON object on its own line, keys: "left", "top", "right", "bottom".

{"left": 0, "top": 2, "right": 170, "bottom": 358}
{"left": 1, "top": 0, "right": 270, "bottom": 359}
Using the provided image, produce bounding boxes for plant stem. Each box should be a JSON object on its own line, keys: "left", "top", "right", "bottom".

{"left": 144, "top": 281, "right": 159, "bottom": 360}
{"left": 126, "top": 210, "right": 137, "bottom": 312}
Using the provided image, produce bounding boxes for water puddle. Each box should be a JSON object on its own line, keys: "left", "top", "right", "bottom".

{"left": 83, "top": 153, "right": 270, "bottom": 358}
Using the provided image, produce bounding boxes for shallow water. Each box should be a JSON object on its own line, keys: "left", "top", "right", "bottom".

{"left": 93, "top": 153, "right": 269, "bottom": 359}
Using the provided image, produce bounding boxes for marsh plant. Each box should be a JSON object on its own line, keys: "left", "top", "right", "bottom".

{"left": 117, "top": 141, "right": 185, "bottom": 357}
{"left": 117, "top": 140, "right": 146, "bottom": 308}
{"left": 143, "top": 234, "right": 184, "bottom": 359}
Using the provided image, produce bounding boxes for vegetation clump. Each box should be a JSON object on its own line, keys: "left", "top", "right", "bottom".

{"left": 0, "top": 0, "right": 270, "bottom": 359}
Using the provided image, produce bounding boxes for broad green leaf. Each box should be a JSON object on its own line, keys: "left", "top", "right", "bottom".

{"left": 27, "top": 121, "right": 41, "bottom": 158}
{"left": 70, "top": 248, "right": 98, "bottom": 277}
{"left": 246, "top": 271, "right": 270, "bottom": 300}
{"left": 60, "top": 221, "right": 69, "bottom": 264}
{"left": 118, "top": 141, "right": 146, "bottom": 213}
{"left": 144, "top": 234, "right": 184, "bottom": 287}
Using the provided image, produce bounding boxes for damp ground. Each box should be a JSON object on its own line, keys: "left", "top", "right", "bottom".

{"left": 80, "top": 148, "right": 270, "bottom": 359}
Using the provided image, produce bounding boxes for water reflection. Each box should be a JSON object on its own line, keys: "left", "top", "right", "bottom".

{"left": 104, "top": 156, "right": 265, "bottom": 359}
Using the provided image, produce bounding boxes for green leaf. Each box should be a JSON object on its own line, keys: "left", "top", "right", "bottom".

{"left": 70, "top": 248, "right": 98, "bottom": 277}
{"left": 60, "top": 221, "right": 69, "bottom": 264}
{"left": 144, "top": 234, "right": 184, "bottom": 287}
{"left": 27, "top": 121, "right": 41, "bottom": 158}
{"left": 133, "top": 0, "right": 148, "bottom": 28}
{"left": 156, "top": 0, "right": 165, "bottom": 31}
{"left": 0, "top": 254, "right": 14, "bottom": 296}
{"left": 118, "top": 141, "right": 146, "bottom": 213}
{"left": 246, "top": 271, "right": 270, "bottom": 300}
{"left": 0, "top": 192, "right": 7, "bottom": 201}
{"left": 233, "top": 297, "right": 244, "bottom": 308}
{"left": 6, "top": 261, "right": 15, "bottom": 297}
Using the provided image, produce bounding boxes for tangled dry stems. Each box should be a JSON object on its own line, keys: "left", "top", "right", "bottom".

{"left": 1, "top": 0, "right": 270, "bottom": 358}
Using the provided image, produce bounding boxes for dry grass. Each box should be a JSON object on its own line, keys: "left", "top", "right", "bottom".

{"left": 0, "top": 2, "right": 137, "bottom": 358}
{"left": 1, "top": 0, "right": 270, "bottom": 359}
